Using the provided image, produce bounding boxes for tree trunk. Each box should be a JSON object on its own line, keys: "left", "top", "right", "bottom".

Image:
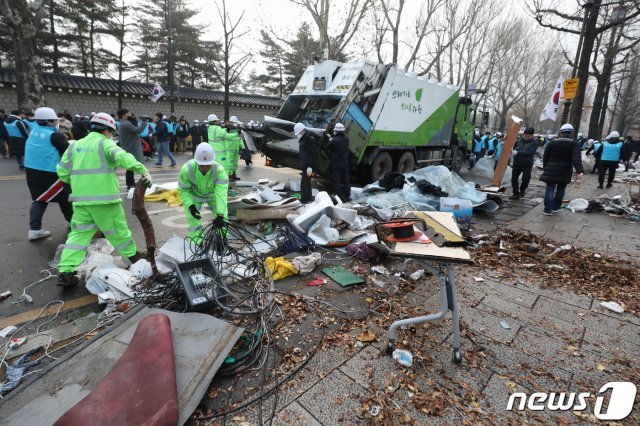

{"left": 89, "top": 11, "right": 96, "bottom": 78}
{"left": 5, "top": 0, "right": 45, "bottom": 110}
{"left": 48, "top": 0, "right": 59, "bottom": 72}
{"left": 569, "top": 1, "right": 601, "bottom": 134}
{"left": 588, "top": 76, "right": 607, "bottom": 139}
{"left": 616, "top": 51, "right": 639, "bottom": 133}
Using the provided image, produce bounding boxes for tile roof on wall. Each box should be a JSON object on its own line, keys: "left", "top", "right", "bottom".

{"left": 0, "top": 68, "right": 283, "bottom": 108}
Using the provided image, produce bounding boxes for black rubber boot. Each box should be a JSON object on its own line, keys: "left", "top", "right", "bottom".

{"left": 127, "top": 251, "right": 147, "bottom": 264}
{"left": 57, "top": 272, "right": 79, "bottom": 288}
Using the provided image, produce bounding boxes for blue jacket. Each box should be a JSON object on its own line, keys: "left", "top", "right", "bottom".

{"left": 598, "top": 141, "right": 622, "bottom": 162}
{"left": 512, "top": 138, "right": 539, "bottom": 167}
{"left": 5, "top": 116, "right": 29, "bottom": 139}
{"left": 494, "top": 142, "right": 503, "bottom": 160}
{"left": 24, "top": 124, "right": 60, "bottom": 172}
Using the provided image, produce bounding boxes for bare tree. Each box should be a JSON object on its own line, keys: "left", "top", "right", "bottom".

{"left": 210, "top": 0, "right": 252, "bottom": 120}
{"left": 0, "top": 0, "right": 46, "bottom": 109}
{"left": 290, "top": 0, "right": 372, "bottom": 59}
{"left": 372, "top": 0, "right": 406, "bottom": 64}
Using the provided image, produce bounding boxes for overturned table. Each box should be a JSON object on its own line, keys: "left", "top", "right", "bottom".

{"left": 375, "top": 212, "right": 473, "bottom": 364}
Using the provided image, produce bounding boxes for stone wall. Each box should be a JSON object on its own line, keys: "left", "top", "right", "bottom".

{"left": 0, "top": 86, "right": 280, "bottom": 123}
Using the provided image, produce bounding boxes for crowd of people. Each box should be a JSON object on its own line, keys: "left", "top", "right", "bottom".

{"left": 0, "top": 106, "right": 267, "bottom": 286}
{"left": 468, "top": 124, "right": 639, "bottom": 215}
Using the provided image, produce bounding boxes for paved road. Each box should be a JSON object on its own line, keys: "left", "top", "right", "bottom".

{"left": 0, "top": 152, "right": 302, "bottom": 318}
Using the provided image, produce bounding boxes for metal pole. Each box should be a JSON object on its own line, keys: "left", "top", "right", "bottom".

{"left": 167, "top": 0, "right": 175, "bottom": 115}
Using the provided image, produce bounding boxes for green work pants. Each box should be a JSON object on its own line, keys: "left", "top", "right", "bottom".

{"left": 58, "top": 203, "right": 136, "bottom": 273}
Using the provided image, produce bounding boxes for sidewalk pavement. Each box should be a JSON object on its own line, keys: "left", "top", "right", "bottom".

{"left": 218, "top": 167, "right": 639, "bottom": 425}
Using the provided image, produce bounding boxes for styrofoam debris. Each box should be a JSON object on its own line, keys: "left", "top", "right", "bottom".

{"left": 600, "top": 301, "right": 624, "bottom": 313}
{"left": 0, "top": 326, "right": 17, "bottom": 338}
{"left": 473, "top": 277, "right": 485, "bottom": 282}
{"left": 130, "top": 259, "right": 153, "bottom": 279}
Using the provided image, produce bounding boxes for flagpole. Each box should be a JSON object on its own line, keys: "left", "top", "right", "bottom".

{"left": 167, "top": 0, "right": 175, "bottom": 116}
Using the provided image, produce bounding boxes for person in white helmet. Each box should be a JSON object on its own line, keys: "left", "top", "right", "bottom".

{"left": 178, "top": 143, "right": 229, "bottom": 243}
{"left": 56, "top": 112, "right": 153, "bottom": 287}
{"left": 327, "top": 122, "right": 351, "bottom": 201}
{"left": 294, "top": 122, "right": 319, "bottom": 203}
{"left": 595, "top": 131, "right": 623, "bottom": 189}
{"left": 539, "top": 123, "right": 583, "bottom": 216}
{"left": 24, "top": 107, "right": 73, "bottom": 240}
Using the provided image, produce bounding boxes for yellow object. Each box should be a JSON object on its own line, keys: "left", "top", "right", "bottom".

{"left": 563, "top": 78, "right": 579, "bottom": 100}
{"left": 144, "top": 189, "right": 183, "bottom": 207}
{"left": 265, "top": 257, "right": 297, "bottom": 281}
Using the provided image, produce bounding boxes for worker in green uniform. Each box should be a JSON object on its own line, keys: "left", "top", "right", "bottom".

{"left": 178, "top": 143, "right": 229, "bottom": 244}
{"left": 207, "top": 114, "right": 227, "bottom": 172}
{"left": 224, "top": 115, "right": 243, "bottom": 181}
{"left": 56, "top": 113, "right": 152, "bottom": 287}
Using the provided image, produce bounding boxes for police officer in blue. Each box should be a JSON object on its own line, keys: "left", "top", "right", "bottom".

{"left": 595, "top": 131, "right": 623, "bottom": 189}
{"left": 24, "top": 107, "right": 73, "bottom": 240}
{"left": 4, "top": 109, "right": 30, "bottom": 170}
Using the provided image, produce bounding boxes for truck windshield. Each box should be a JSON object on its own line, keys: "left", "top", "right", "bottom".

{"left": 278, "top": 96, "right": 342, "bottom": 129}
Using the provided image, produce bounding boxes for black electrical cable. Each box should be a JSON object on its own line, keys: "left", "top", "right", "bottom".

{"left": 189, "top": 290, "right": 326, "bottom": 421}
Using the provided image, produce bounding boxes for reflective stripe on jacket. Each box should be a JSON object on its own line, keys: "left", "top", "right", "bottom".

{"left": 57, "top": 132, "right": 148, "bottom": 205}
{"left": 177, "top": 159, "right": 229, "bottom": 216}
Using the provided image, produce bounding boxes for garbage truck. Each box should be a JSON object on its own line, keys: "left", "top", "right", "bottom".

{"left": 261, "top": 60, "right": 476, "bottom": 182}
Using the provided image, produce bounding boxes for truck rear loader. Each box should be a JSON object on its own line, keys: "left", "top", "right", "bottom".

{"left": 262, "top": 60, "right": 476, "bottom": 183}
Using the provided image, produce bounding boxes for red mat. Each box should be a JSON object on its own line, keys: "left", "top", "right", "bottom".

{"left": 55, "top": 313, "right": 179, "bottom": 426}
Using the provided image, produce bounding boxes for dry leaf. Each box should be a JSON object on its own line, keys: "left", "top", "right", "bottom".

{"left": 356, "top": 330, "right": 377, "bottom": 342}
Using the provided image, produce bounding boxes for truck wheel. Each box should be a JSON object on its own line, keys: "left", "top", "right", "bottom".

{"left": 451, "top": 148, "right": 465, "bottom": 173}
{"left": 396, "top": 151, "right": 415, "bottom": 174}
{"left": 370, "top": 152, "right": 393, "bottom": 181}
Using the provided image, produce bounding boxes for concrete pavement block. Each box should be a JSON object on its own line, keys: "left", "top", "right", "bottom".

{"left": 461, "top": 306, "right": 521, "bottom": 344}
{"left": 339, "top": 345, "right": 402, "bottom": 390}
{"left": 273, "top": 402, "right": 321, "bottom": 426}
{"left": 534, "top": 296, "right": 590, "bottom": 323}
{"left": 297, "top": 370, "right": 367, "bottom": 425}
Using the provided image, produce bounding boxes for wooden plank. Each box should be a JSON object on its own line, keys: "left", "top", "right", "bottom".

{"left": 0, "top": 307, "right": 243, "bottom": 426}
{"left": 492, "top": 115, "right": 523, "bottom": 187}
{"left": 0, "top": 295, "right": 98, "bottom": 329}
{"left": 394, "top": 242, "right": 471, "bottom": 261}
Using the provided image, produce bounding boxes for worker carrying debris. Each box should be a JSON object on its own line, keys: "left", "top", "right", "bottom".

{"left": 56, "top": 113, "right": 152, "bottom": 287}
{"left": 207, "top": 114, "right": 227, "bottom": 172}
{"left": 178, "top": 143, "right": 229, "bottom": 244}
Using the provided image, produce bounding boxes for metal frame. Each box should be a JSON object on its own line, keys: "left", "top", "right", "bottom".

{"left": 386, "top": 258, "right": 463, "bottom": 363}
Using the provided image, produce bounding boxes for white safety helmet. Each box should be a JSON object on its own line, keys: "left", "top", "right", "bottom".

{"left": 195, "top": 143, "right": 215, "bottom": 165}
{"left": 334, "top": 123, "right": 345, "bottom": 133}
{"left": 474, "top": 130, "right": 480, "bottom": 136}
{"left": 560, "top": 123, "right": 574, "bottom": 133}
{"left": 587, "top": 139, "right": 594, "bottom": 144}
{"left": 34, "top": 107, "right": 58, "bottom": 121}
{"left": 207, "top": 114, "right": 219, "bottom": 122}
{"left": 496, "top": 132, "right": 503, "bottom": 137}
{"left": 577, "top": 132, "right": 583, "bottom": 137}
{"left": 229, "top": 115, "right": 240, "bottom": 123}
{"left": 90, "top": 112, "right": 117, "bottom": 131}
{"left": 194, "top": 119, "right": 199, "bottom": 123}
{"left": 293, "top": 122, "right": 306, "bottom": 136}
{"left": 607, "top": 131, "right": 620, "bottom": 139}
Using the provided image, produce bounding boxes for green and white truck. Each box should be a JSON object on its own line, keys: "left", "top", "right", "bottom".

{"left": 262, "top": 60, "right": 476, "bottom": 182}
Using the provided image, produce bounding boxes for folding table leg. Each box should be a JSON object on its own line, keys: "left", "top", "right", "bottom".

{"left": 447, "top": 264, "right": 463, "bottom": 363}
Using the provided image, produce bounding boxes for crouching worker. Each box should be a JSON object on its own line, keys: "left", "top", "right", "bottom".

{"left": 178, "top": 143, "right": 229, "bottom": 244}
{"left": 56, "top": 113, "right": 152, "bottom": 287}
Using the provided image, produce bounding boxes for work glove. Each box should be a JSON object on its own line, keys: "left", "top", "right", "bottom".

{"left": 213, "top": 215, "right": 225, "bottom": 227}
{"left": 189, "top": 204, "right": 201, "bottom": 220}
{"left": 141, "top": 173, "right": 152, "bottom": 188}
{"left": 306, "top": 167, "right": 313, "bottom": 177}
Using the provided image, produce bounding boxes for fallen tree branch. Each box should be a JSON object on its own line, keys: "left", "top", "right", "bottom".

{"left": 133, "top": 180, "right": 157, "bottom": 275}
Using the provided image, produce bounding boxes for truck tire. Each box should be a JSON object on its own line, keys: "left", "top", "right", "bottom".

{"left": 370, "top": 152, "right": 393, "bottom": 181}
{"left": 451, "top": 148, "right": 465, "bottom": 173}
{"left": 396, "top": 151, "right": 415, "bottom": 174}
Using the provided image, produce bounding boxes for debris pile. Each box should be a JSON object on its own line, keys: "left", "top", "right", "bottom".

{"left": 471, "top": 230, "right": 640, "bottom": 314}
